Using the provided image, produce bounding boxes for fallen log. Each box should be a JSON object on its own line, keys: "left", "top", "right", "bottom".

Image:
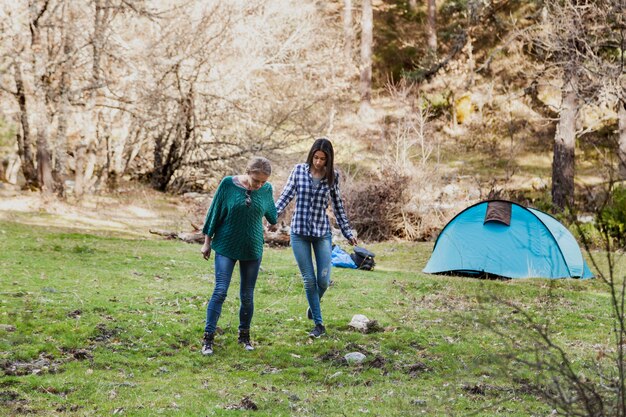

{"left": 149, "top": 229, "right": 204, "bottom": 244}
{"left": 150, "top": 225, "right": 291, "bottom": 247}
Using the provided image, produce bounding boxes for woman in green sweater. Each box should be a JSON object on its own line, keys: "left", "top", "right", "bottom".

{"left": 200, "top": 156, "right": 278, "bottom": 356}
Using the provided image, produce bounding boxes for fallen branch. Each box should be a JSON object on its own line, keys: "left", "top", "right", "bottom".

{"left": 149, "top": 229, "right": 204, "bottom": 244}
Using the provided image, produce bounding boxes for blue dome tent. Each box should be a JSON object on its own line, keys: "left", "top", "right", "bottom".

{"left": 423, "top": 200, "right": 594, "bottom": 279}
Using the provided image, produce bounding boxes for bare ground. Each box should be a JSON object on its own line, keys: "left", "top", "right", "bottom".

{"left": 0, "top": 185, "right": 207, "bottom": 238}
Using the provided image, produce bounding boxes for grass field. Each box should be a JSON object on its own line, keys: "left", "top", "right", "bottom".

{"left": 1, "top": 220, "right": 624, "bottom": 416}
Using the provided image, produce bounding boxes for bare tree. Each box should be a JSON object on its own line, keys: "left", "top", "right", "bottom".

{"left": 528, "top": 0, "right": 624, "bottom": 211}
{"left": 29, "top": 1, "right": 55, "bottom": 194}
{"left": 0, "top": 0, "right": 354, "bottom": 194}
{"left": 427, "top": 0, "right": 437, "bottom": 54}
{"left": 343, "top": 0, "right": 354, "bottom": 64}
{"left": 617, "top": 100, "right": 626, "bottom": 180}
{"left": 10, "top": 60, "right": 37, "bottom": 187}
{"left": 359, "top": 0, "right": 373, "bottom": 116}
{"left": 552, "top": 72, "right": 578, "bottom": 210}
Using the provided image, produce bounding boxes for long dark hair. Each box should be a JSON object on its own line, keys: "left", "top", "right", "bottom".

{"left": 306, "top": 138, "right": 335, "bottom": 186}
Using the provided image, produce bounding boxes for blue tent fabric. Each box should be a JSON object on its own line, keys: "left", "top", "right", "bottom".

{"left": 332, "top": 245, "right": 357, "bottom": 269}
{"left": 423, "top": 200, "right": 594, "bottom": 279}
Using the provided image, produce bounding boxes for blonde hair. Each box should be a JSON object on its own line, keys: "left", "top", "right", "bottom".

{"left": 246, "top": 156, "right": 272, "bottom": 176}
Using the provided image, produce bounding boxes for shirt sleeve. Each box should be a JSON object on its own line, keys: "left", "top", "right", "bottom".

{"left": 275, "top": 166, "right": 297, "bottom": 216}
{"left": 330, "top": 171, "right": 354, "bottom": 240}
{"left": 202, "top": 178, "right": 227, "bottom": 237}
{"left": 264, "top": 183, "right": 278, "bottom": 225}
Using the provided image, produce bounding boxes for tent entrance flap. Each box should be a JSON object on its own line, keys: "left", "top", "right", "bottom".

{"left": 484, "top": 201, "right": 512, "bottom": 226}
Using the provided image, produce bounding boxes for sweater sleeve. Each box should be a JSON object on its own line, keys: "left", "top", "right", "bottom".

{"left": 202, "top": 178, "right": 227, "bottom": 237}
{"left": 264, "top": 183, "right": 278, "bottom": 225}
{"left": 330, "top": 171, "right": 354, "bottom": 240}
{"left": 275, "top": 166, "right": 297, "bottom": 216}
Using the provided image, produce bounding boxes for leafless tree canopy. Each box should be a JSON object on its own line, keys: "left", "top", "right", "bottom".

{"left": 0, "top": 0, "right": 352, "bottom": 193}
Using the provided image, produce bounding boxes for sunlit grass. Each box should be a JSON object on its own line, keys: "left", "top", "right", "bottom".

{"left": 1, "top": 221, "right": 623, "bottom": 416}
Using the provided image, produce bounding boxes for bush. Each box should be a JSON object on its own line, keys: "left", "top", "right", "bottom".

{"left": 343, "top": 169, "right": 418, "bottom": 241}
{"left": 599, "top": 184, "right": 626, "bottom": 249}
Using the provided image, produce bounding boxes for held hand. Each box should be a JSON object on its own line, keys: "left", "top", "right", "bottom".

{"left": 349, "top": 237, "right": 358, "bottom": 246}
{"left": 201, "top": 243, "right": 212, "bottom": 260}
{"left": 267, "top": 223, "right": 278, "bottom": 233}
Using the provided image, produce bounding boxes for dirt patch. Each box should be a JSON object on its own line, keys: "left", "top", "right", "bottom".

{"left": 368, "top": 355, "right": 387, "bottom": 369}
{"left": 0, "top": 187, "right": 200, "bottom": 238}
{"left": 1, "top": 353, "right": 62, "bottom": 376}
{"left": 0, "top": 390, "right": 30, "bottom": 414}
{"left": 62, "top": 348, "right": 93, "bottom": 361}
{"left": 66, "top": 309, "right": 82, "bottom": 319}
{"left": 0, "top": 390, "right": 22, "bottom": 404}
{"left": 404, "top": 362, "right": 431, "bottom": 378}
{"left": 90, "top": 323, "right": 121, "bottom": 343}
{"left": 319, "top": 349, "right": 348, "bottom": 366}
{"left": 225, "top": 396, "right": 258, "bottom": 411}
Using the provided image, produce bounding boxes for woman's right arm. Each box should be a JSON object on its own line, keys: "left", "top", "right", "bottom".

{"left": 201, "top": 179, "right": 226, "bottom": 259}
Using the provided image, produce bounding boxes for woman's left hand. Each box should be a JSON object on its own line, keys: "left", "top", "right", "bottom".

{"left": 201, "top": 243, "right": 212, "bottom": 260}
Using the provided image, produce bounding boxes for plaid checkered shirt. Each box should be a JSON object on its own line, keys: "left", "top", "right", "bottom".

{"left": 276, "top": 163, "right": 354, "bottom": 240}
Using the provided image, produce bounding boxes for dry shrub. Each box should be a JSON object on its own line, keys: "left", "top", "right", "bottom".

{"left": 343, "top": 168, "right": 409, "bottom": 241}
{"left": 341, "top": 85, "right": 448, "bottom": 241}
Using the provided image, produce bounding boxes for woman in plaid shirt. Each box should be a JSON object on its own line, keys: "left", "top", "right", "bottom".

{"left": 275, "top": 138, "right": 358, "bottom": 338}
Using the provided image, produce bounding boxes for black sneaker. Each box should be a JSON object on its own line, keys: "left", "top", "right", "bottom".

{"left": 306, "top": 307, "right": 313, "bottom": 320}
{"left": 308, "top": 324, "right": 326, "bottom": 338}
{"left": 201, "top": 332, "right": 214, "bottom": 356}
{"left": 238, "top": 329, "right": 254, "bottom": 351}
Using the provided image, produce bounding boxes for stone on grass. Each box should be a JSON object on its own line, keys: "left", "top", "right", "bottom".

{"left": 345, "top": 352, "right": 366, "bottom": 364}
{"left": 348, "top": 314, "right": 382, "bottom": 334}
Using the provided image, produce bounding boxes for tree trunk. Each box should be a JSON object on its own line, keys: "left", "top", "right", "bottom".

{"left": 36, "top": 135, "right": 54, "bottom": 194}
{"left": 618, "top": 99, "right": 626, "bottom": 180}
{"left": 343, "top": 0, "right": 353, "bottom": 64}
{"left": 74, "top": 143, "right": 86, "bottom": 198}
{"left": 359, "top": 0, "right": 373, "bottom": 115}
{"left": 53, "top": 2, "right": 72, "bottom": 195}
{"left": 467, "top": 36, "right": 475, "bottom": 87}
{"left": 29, "top": 2, "right": 55, "bottom": 194}
{"left": 552, "top": 75, "right": 578, "bottom": 211}
{"left": 12, "top": 60, "right": 38, "bottom": 187}
{"left": 79, "top": 0, "right": 109, "bottom": 193}
{"left": 427, "top": 0, "right": 437, "bottom": 53}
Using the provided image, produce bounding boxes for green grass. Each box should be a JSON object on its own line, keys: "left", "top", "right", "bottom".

{"left": 1, "top": 220, "right": 624, "bottom": 416}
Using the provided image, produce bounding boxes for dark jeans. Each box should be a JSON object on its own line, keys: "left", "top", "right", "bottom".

{"left": 290, "top": 232, "right": 332, "bottom": 325}
{"left": 204, "top": 253, "right": 262, "bottom": 334}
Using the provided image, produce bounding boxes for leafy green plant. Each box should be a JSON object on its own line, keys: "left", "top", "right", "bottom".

{"left": 599, "top": 185, "right": 626, "bottom": 248}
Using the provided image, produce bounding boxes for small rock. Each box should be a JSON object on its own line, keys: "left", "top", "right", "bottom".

{"left": 349, "top": 314, "right": 370, "bottom": 331}
{"left": 348, "top": 314, "right": 382, "bottom": 334}
{"left": 345, "top": 352, "right": 366, "bottom": 364}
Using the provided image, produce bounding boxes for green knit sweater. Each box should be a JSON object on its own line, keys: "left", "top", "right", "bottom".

{"left": 202, "top": 177, "right": 278, "bottom": 261}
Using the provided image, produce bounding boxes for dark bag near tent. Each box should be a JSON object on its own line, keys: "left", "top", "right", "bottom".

{"left": 350, "top": 246, "right": 376, "bottom": 270}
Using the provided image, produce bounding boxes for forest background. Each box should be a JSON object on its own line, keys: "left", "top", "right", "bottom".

{"left": 0, "top": 0, "right": 624, "bottom": 242}
{"left": 1, "top": 1, "right": 626, "bottom": 416}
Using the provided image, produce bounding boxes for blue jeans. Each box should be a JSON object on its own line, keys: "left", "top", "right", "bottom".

{"left": 204, "top": 253, "right": 262, "bottom": 334}
{"left": 290, "top": 233, "right": 332, "bottom": 325}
